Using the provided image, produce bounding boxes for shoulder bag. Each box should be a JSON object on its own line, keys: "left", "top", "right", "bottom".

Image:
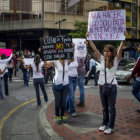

{"left": 102, "top": 58, "right": 114, "bottom": 96}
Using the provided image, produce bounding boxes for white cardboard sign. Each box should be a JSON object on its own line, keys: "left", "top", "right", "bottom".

{"left": 88, "top": 10, "right": 126, "bottom": 40}
{"left": 24, "top": 58, "right": 34, "bottom": 65}
{"left": 73, "top": 38, "right": 87, "bottom": 57}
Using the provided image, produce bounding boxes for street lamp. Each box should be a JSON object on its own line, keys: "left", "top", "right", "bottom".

{"left": 54, "top": 18, "right": 67, "bottom": 36}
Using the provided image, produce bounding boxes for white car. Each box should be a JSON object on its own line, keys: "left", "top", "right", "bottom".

{"left": 115, "top": 63, "right": 135, "bottom": 84}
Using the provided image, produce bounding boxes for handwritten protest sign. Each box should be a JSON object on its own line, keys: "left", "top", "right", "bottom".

{"left": 0, "top": 48, "right": 12, "bottom": 56}
{"left": 24, "top": 58, "right": 34, "bottom": 65}
{"left": 41, "top": 35, "right": 73, "bottom": 61}
{"left": 73, "top": 38, "right": 87, "bottom": 57}
{"left": 88, "top": 10, "right": 126, "bottom": 40}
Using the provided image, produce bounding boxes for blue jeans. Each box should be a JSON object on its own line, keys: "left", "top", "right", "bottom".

{"left": 66, "top": 77, "right": 78, "bottom": 114}
{"left": 78, "top": 74, "right": 85, "bottom": 103}
{"left": 53, "top": 84, "right": 68, "bottom": 117}
{"left": 22, "top": 70, "right": 29, "bottom": 86}
{"left": 3, "top": 72, "right": 9, "bottom": 95}
{"left": 33, "top": 78, "right": 48, "bottom": 105}
{"left": 99, "top": 85, "right": 117, "bottom": 129}
{"left": 132, "top": 80, "right": 140, "bottom": 102}
{"left": 0, "top": 78, "right": 4, "bottom": 99}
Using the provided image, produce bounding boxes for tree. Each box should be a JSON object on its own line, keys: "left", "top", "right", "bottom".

{"left": 68, "top": 21, "right": 88, "bottom": 38}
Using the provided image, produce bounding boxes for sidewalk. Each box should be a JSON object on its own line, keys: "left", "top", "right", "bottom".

{"left": 39, "top": 92, "right": 140, "bottom": 140}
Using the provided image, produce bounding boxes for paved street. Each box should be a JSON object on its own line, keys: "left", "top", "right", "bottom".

{"left": 0, "top": 70, "right": 139, "bottom": 140}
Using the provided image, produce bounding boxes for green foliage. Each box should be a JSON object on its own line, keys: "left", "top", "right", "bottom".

{"left": 68, "top": 21, "right": 88, "bottom": 38}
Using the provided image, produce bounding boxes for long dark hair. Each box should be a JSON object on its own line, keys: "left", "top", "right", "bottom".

{"left": 104, "top": 45, "right": 116, "bottom": 69}
{"left": 34, "top": 54, "right": 41, "bottom": 72}
{"left": 1, "top": 53, "right": 7, "bottom": 59}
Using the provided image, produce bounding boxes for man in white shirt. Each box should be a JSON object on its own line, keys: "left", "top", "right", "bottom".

{"left": 84, "top": 55, "right": 97, "bottom": 86}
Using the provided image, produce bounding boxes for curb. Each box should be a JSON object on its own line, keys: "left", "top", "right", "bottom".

{"left": 37, "top": 100, "right": 64, "bottom": 140}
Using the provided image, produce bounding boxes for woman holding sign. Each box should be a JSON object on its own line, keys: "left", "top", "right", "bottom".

{"left": 0, "top": 66, "right": 7, "bottom": 99}
{"left": 86, "top": 31, "right": 128, "bottom": 134}
{"left": 0, "top": 53, "right": 13, "bottom": 96}
{"left": 24, "top": 54, "right": 48, "bottom": 107}
{"left": 47, "top": 60, "right": 69, "bottom": 124}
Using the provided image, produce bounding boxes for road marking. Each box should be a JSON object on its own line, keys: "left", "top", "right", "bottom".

{"left": 0, "top": 97, "right": 43, "bottom": 140}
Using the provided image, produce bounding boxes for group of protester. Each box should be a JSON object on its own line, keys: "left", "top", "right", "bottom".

{"left": 0, "top": 31, "right": 140, "bottom": 135}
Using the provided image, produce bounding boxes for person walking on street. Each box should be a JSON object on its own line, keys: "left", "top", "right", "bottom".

{"left": 24, "top": 54, "right": 48, "bottom": 107}
{"left": 130, "top": 45, "right": 140, "bottom": 113}
{"left": 12, "top": 54, "right": 18, "bottom": 76}
{"left": 7, "top": 59, "right": 14, "bottom": 82}
{"left": 86, "top": 31, "right": 127, "bottom": 134}
{"left": 85, "top": 55, "right": 98, "bottom": 86}
{"left": 77, "top": 56, "right": 86, "bottom": 107}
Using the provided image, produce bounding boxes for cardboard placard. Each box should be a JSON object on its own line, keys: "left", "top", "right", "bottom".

{"left": 73, "top": 38, "right": 87, "bottom": 57}
{"left": 88, "top": 10, "right": 126, "bottom": 40}
{"left": 41, "top": 35, "right": 73, "bottom": 61}
{"left": 0, "top": 48, "right": 12, "bottom": 56}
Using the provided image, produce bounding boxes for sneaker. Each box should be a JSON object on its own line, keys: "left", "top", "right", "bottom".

{"left": 61, "top": 116, "right": 67, "bottom": 123}
{"left": 98, "top": 125, "right": 107, "bottom": 132}
{"left": 104, "top": 128, "right": 114, "bottom": 134}
{"left": 72, "top": 113, "right": 77, "bottom": 117}
{"left": 55, "top": 116, "right": 62, "bottom": 124}
{"left": 77, "top": 102, "right": 85, "bottom": 107}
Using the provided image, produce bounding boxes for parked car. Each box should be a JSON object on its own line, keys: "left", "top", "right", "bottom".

{"left": 115, "top": 63, "right": 135, "bottom": 84}
{"left": 118, "top": 57, "right": 136, "bottom": 69}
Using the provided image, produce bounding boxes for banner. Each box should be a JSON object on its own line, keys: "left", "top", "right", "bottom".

{"left": 72, "top": 38, "right": 87, "bottom": 57}
{"left": 0, "top": 48, "right": 12, "bottom": 56}
{"left": 24, "top": 58, "right": 34, "bottom": 65}
{"left": 41, "top": 35, "right": 73, "bottom": 61}
{"left": 88, "top": 10, "right": 126, "bottom": 40}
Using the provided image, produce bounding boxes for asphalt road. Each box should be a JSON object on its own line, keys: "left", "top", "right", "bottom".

{"left": 0, "top": 71, "right": 133, "bottom": 140}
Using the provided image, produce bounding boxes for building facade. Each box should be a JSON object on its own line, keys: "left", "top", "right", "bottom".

{"left": 0, "top": 0, "right": 139, "bottom": 51}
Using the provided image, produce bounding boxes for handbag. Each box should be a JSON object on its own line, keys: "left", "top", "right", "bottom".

{"left": 19, "top": 62, "right": 25, "bottom": 70}
{"left": 54, "top": 62, "right": 65, "bottom": 90}
{"left": 102, "top": 58, "right": 114, "bottom": 96}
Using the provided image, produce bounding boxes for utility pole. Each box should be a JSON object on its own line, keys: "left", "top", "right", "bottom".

{"left": 54, "top": 18, "right": 67, "bottom": 36}
{"left": 42, "top": 0, "right": 44, "bottom": 20}
{"left": 80, "top": 0, "right": 84, "bottom": 15}
{"left": 14, "top": 0, "right": 17, "bottom": 20}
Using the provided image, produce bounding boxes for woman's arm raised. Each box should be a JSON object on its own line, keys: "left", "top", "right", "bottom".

{"left": 117, "top": 31, "right": 128, "bottom": 60}
{"left": 88, "top": 40, "right": 101, "bottom": 60}
{"left": 86, "top": 33, "right": 101, "bottom": 60}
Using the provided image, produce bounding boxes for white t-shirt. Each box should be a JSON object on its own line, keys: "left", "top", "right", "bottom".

{"left": 53, "top": 60, "right": 69, "bottom": 85}
{"left": 0, "top": 63, "right": 6, "bottom": 77}
{"left": 68, "top": 57, "right": 78, "bottom": 77}
{"left": 31, "top": 62, "right": 44, "bottom": 79}
{"left": 98, "top": 55, "right": 120, "bottom": 85}
{"left": 0, "top": 54, "right": 13, "bottom": 77}
{"left": 89, "top": 58, "right": 96, "bottom": 71}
